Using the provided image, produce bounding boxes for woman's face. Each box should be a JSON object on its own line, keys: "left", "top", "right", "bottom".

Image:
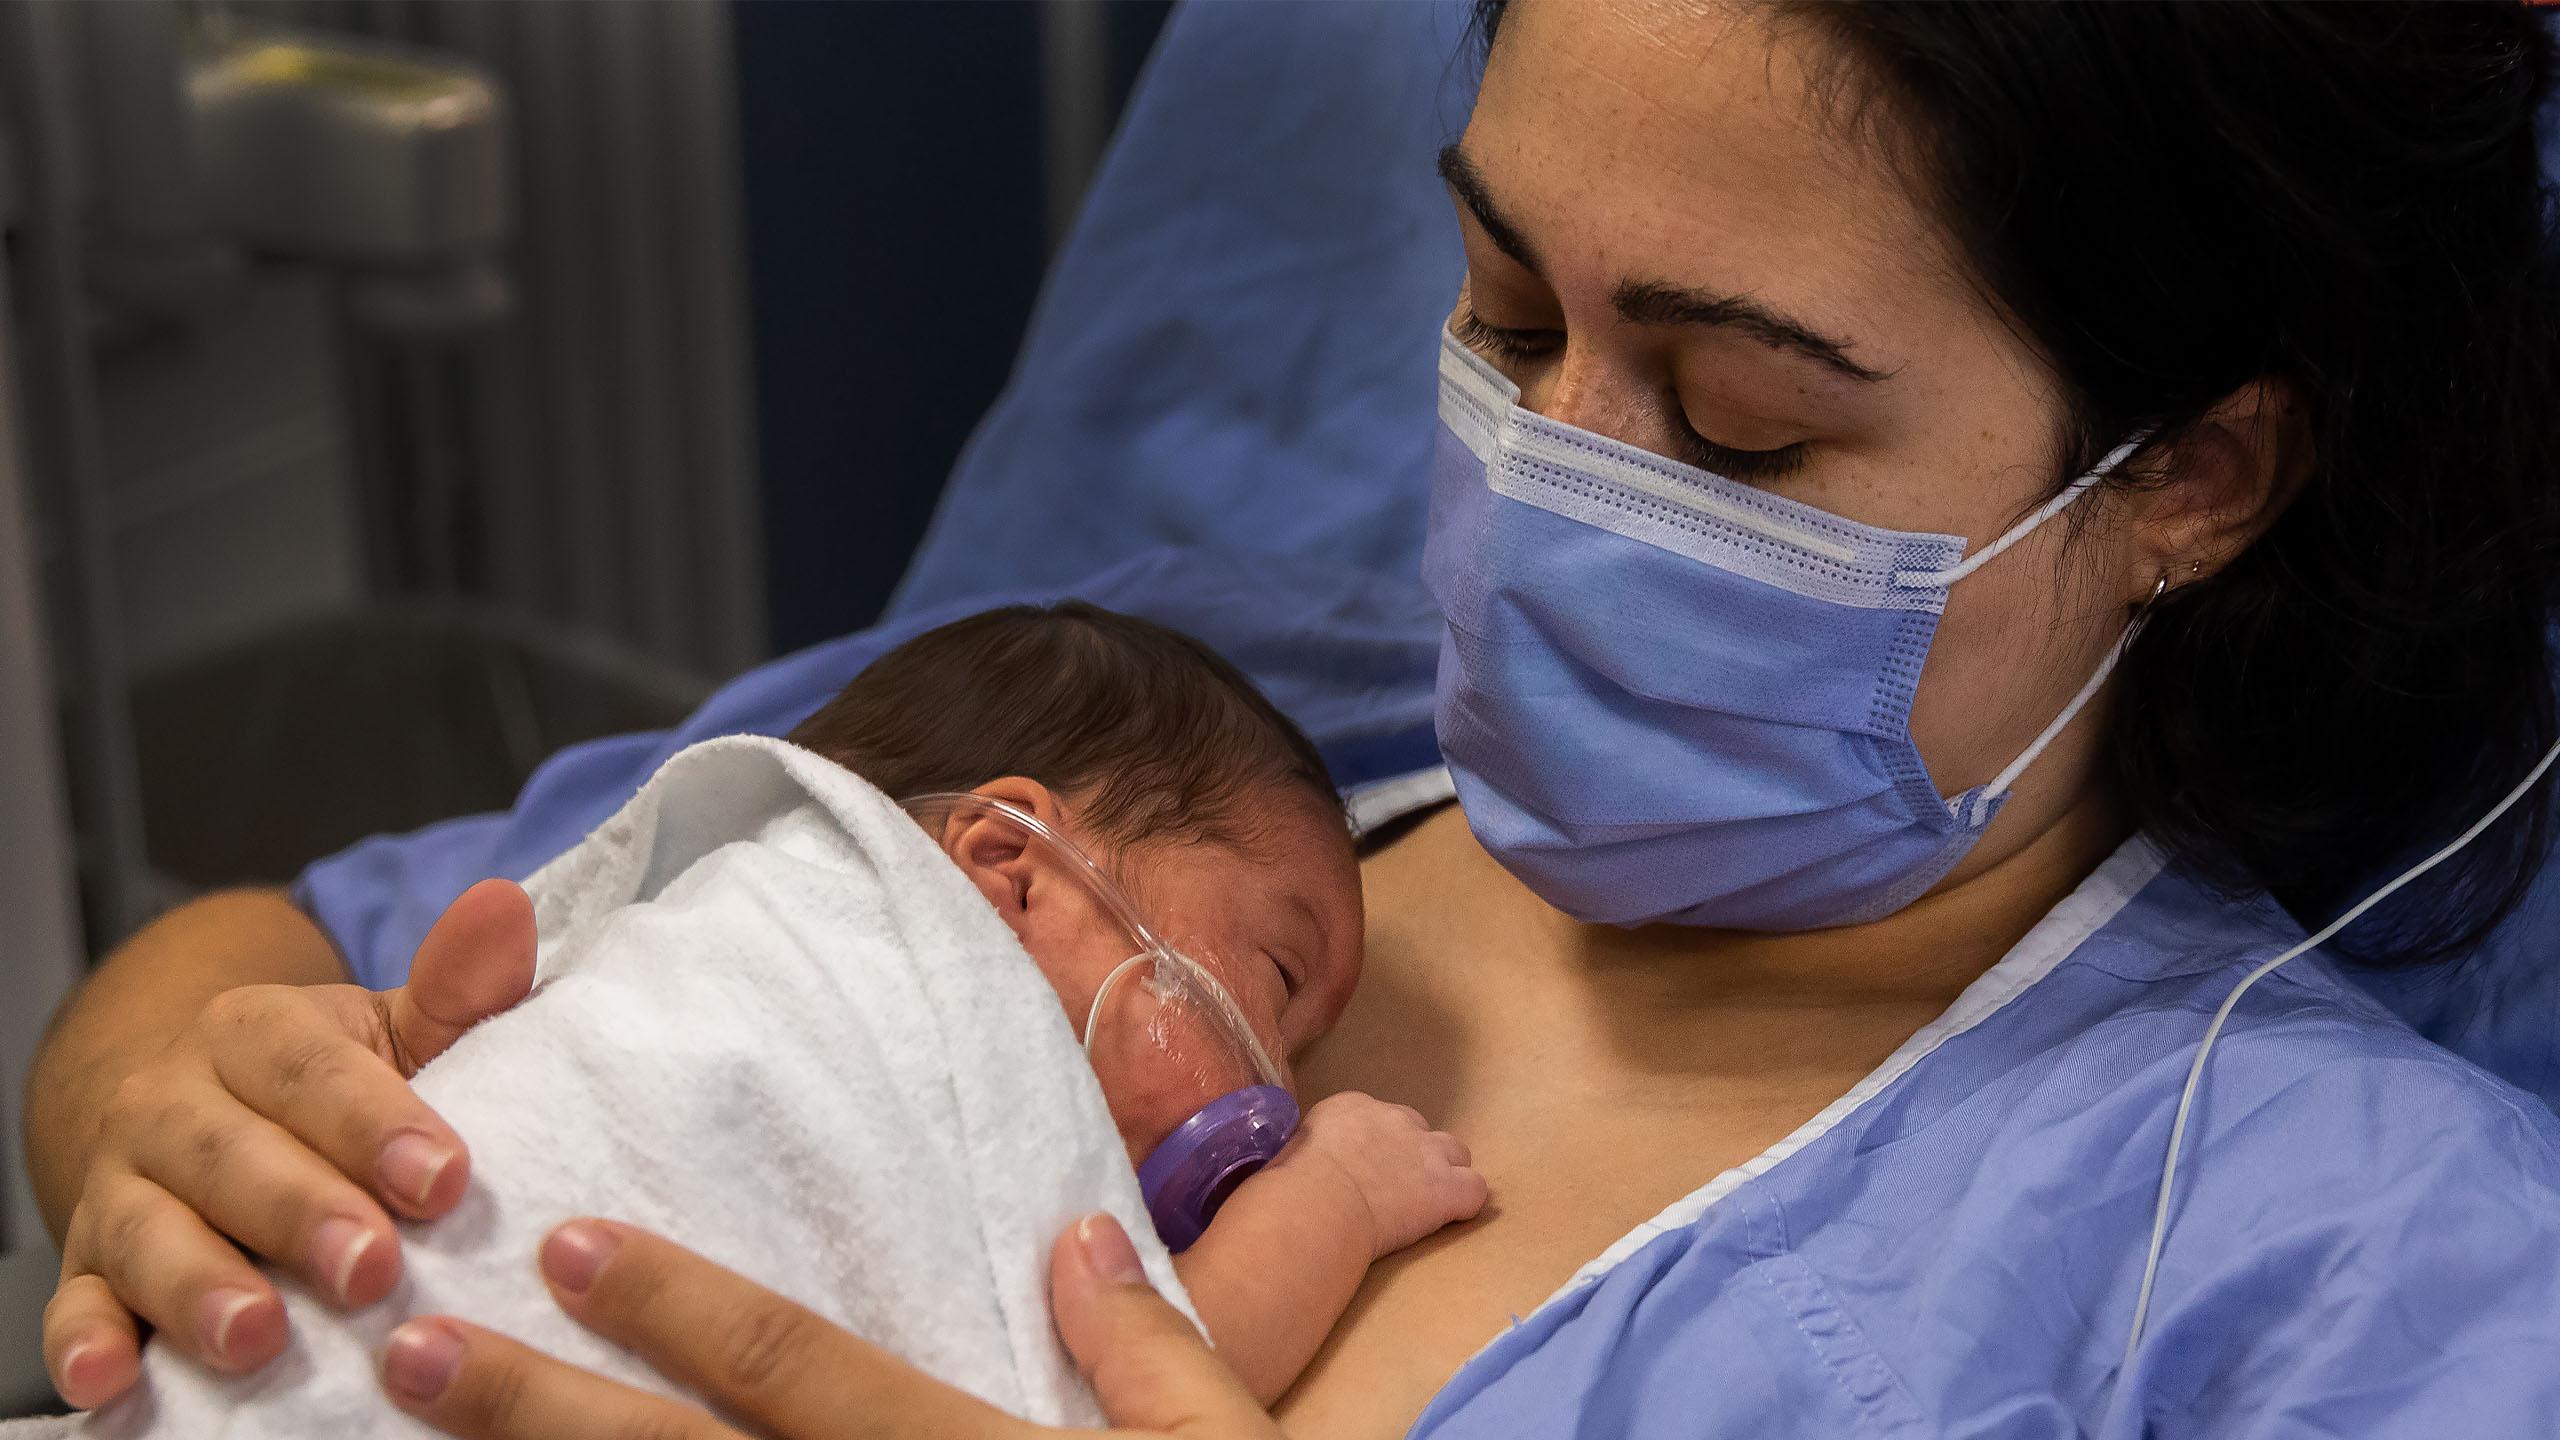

{"left": 1454, "top": 0, "right": 2158, "bottom": 882}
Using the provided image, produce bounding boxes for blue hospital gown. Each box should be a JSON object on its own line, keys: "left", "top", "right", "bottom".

{"left": 299, "top": 553, "right": 2560, "bottom": 1436}
{"left": 1413, "top": 838, "right": 2560, "bottom": 1437}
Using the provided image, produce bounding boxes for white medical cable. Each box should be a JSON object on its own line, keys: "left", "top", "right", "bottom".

{"left": 2120, "top": 730, "right": 2560, "bottom": 1369}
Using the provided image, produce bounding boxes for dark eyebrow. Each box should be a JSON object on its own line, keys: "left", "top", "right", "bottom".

{"left": 1436, "top": 144, "right": 1543, "bottom": 274}
{"left": 1439, "top": 142, "right": 1892, "bottom": 385}
{"left": 1614, "top": 279, "right": 1894, "bottom": 384}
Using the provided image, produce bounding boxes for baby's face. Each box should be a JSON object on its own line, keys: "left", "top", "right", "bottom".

{"left": 1023, "top": 785, "right": 1364, "bottom": 1162}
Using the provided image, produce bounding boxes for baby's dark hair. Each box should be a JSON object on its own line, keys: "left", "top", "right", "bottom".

{"left": 786, "top": 602, "right": 1342, "bottom": 853}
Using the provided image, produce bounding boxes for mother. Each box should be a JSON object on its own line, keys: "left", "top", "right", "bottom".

{"left": 30, "top": 2, "right": 2560, "bottom": 1435}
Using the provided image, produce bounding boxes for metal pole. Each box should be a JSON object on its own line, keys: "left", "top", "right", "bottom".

{"left": 1, "top": 0, "right": 156, "bottom": 948}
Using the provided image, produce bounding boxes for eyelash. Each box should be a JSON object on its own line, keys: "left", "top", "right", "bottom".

{"left": 1263, "top": 949, "right": 1302, "bottom": 1001}
{"left": 1451, "top": 306, "right": 1811, "bottom": 482}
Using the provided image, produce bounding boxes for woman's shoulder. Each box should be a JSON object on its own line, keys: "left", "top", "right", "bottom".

{"left": 1832, "top": 843, "right": 2560, "bottom": 1256}
{"left": 2059, "top": 854, "right": 2560, "bottom": 1169}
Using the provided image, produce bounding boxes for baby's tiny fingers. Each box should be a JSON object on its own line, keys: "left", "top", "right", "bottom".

{"left": 1447, "top": 1166, "right": 1491, "bottom": 1219}
{"left": 1431, "top": 1131, "right": 1472, "bottom": 1167}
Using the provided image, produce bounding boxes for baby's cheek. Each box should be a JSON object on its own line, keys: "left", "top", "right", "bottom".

{"left": 1173, "top": 947, "right": 1292, "bottom": 1068}
{"left": 1086, "top": 1014, "right": 1268, "bottom": 1163}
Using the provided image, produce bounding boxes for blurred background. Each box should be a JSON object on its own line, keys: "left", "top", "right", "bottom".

{"left": 0, "top": 0, "right": 1176, "bottom": 1411}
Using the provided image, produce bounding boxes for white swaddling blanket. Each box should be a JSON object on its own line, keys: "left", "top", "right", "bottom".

{"left": 71, "top": 734, "right": 1190, "bottom": 1438}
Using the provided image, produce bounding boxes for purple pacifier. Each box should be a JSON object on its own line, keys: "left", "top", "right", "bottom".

{"left": 1135, "top": 1084, "right": 1300, "bottom": 1252}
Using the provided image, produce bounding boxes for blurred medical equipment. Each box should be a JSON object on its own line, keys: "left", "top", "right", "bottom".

{"left": 189, "top": 22, "right": 510, "bottom": 333}
{"left": 0, "top": 278, "right": 91, "bottom": 1415}
{"left": 0, "top": 0, "right": 761, "bottom": 938}
{"left": 900, "top": 793, "right": 1297, "bottom": 1252}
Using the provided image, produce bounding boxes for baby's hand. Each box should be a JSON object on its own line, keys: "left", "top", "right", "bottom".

{"left": 1274, "top": 1092, "right": 1487, "bottom": 1260}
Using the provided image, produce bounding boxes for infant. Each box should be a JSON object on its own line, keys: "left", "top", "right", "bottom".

{"left": 66, "top": 603, "right": 1481, "bottom": 1440}
{"left": 781, "top": 600, "right": 1487, "bottom": 1401}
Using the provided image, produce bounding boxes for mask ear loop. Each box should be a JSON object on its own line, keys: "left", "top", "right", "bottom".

{"left": 1893, "top": 433, "right": 2151, "bottom": 589}
{"left": 2112, "top": 732, "right": 2560, "bottom": 1388}
{"left": 1956, "top": 572, "right": 2172, "bottom": 827}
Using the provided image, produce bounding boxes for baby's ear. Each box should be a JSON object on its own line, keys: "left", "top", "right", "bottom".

{"left": 946, "top": 814, "right": 1033, "bottom": 921}
{"left": 944, "top": 778, "right": 1064, "bottom": 924}
{"left": 967, "top": 775, "right": 1066, "bottom": 828}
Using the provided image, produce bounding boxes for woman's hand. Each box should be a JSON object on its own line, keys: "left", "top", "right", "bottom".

{"left": 381, "top": 1214, "right": 1278, "bottom": 1439}
{"left": 41, "top": 879, "right": 539, "bottom": 1409}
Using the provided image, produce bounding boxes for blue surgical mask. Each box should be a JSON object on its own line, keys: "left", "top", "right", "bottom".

{"left": 1424, "top": 330, "right": 2142, "bottom": 931}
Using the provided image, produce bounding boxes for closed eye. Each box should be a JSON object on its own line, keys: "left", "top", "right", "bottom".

{"left": 1264, "top": 949, "right": 1304, "bottom": 1002}
{"left": 1454, "top": 307, "right": 1809, "bottom": 482}
{"left": 1451, "top": 306, "right": 1558, "bottom": 364}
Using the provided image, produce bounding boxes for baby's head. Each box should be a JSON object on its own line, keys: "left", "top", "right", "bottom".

{"left": 786, "top": 603, "right": 1362, "bottom": 1154}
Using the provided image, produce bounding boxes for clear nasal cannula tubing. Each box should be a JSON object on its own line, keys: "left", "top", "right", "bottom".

{"left": 898, "top": 789, "right": 1286, "bottom": 1088}
{"left": 901, "top": 790, "right": 1166, "bottom": 959}
{"left": 2119, "top": 731, "right": 2560, "bottom": 1375}
{"left": 898, "top": 790, "right": 1297, "bottom": 1252}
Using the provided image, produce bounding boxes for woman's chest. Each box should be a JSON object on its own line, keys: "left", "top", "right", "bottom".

{"left": 1272, "top": 1059, "right": 1864, "bottom": 1438}
{"left": 1283, "top": 813, "right": 1949, "bottom": 1436}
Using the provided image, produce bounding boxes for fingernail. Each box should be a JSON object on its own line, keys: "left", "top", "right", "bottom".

{"left": 378, "top": 1132, "right": 455, "bottom": 1211}
{"left": 1076, "top": 1214, "right": 1147, "bottom": 1285}
{"left": 541, "top": 1221, "right": 618, "bottom": 1295}
{"left": 309, "top": 1217, "right": 378, "bottom": 1305}
{"left": 381, "top": 1319, "right": 464, "bottom": 1404}
{"left": 197, "top": 1288, "right": 266, "bottom": 1364}
{"left": 57, "top": 1340, "right": 108, "bottom": 1407}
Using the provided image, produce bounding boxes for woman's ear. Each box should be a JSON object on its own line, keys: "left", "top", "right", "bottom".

{"left": 938, "top": 777, "right": 1068, "bottom": 925}
{"left": 2123, "top": 376, "right": 2312, "bottom": 599}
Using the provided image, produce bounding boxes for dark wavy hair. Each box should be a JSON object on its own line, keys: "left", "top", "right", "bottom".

{"left": 1472, "top": 1, "right": 2560, "bottom": 964}
{"left": 787, "top": 601, "right": 1340, "bottom": 853}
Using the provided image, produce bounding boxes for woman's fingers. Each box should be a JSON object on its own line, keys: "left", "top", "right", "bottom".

{"left": 380, "top": 1317, "right": 743, "bottom": 1440}
{"left": 65, "top": 1173, "right": 285, "bottom": 1372}
{"left": 391, "top": 1215, "right": 1270, "bottom": 1440}
{"left": 1048, "top": 1215, "right": 1276, "bottom": 1437}
{"left": 204, "top": 987, "right": 470, "bottom": 1220}
{"left": 41, "top": 1273, "right": 140, "bottom": 1410}
{"left": 122, "top": 1087, "right": 403, "bottom": 1308}
{"left": 535, "top": 1221, "right": 1035, "bottom": 1440}
{"left": 383, "top": 878, "right": 538, "bottom": 1071}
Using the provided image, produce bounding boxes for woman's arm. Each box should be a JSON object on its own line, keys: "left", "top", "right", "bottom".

{"left": 24, "top": 881, "right": 536, "bottom": 1409}
{"left": 383, "top": 1215, "right": 1277, "bottom": 1440}
{"left": 26, "top": 889, "right": 347, "bottom": 1231}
